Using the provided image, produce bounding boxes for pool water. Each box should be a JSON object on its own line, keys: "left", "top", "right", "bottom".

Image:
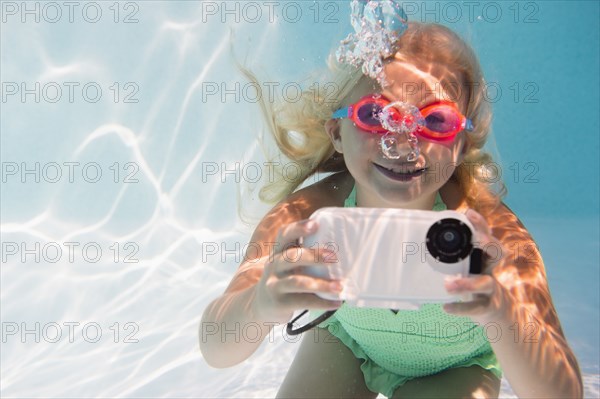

{"left": 1, "top": 1, "right": 598, "bottom": 397}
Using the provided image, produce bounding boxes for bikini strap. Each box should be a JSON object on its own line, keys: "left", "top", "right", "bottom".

{"left": 345, "top": 185, "right": 447, "bottom": 211}
{"left": 344, "top": 185, "right": 358, "bottom": 207}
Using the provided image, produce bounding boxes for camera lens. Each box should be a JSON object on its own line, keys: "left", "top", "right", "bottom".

{"left": 437, "top": 228, "right": 461, "bottom": 252}
{"left": 426, "top": 218, "right": 473, "bottom": 263}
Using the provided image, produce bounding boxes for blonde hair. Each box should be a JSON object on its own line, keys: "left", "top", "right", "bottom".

{"left": 239, "top": 22, "right": 506, "bottom": 215}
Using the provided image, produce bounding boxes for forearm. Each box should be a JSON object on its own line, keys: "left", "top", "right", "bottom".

{"left": 486, "top": 306, "right": 582, "bottom": 398}
{"left": 199, "top": 285, "right": 278, "bottom": 368}
{"left": 447, "top": 207, "right": 583, "bottom": 397}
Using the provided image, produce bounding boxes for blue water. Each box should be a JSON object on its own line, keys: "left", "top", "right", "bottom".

{"left": 1, "top": 1, "right": 598, "bottom": 397}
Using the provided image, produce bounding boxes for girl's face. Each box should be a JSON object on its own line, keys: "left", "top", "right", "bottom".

{"left": 326, "top": 60, "right": 469, "bottom": 209}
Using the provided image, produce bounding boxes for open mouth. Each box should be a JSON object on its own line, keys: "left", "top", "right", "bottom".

{"left": 374, "top": 163, "right": 427, "bottom": 181}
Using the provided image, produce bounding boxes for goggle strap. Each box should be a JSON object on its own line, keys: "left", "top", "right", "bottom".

{"left": 332, "top": 107, "right": 351, "bottom": 119}
{"left": 464, "top": 119, "right": 474, "bottom": 132}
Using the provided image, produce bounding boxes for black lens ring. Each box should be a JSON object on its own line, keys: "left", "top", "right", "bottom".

{"left": 426, "top": 218, "right": 473, "bottom": 263}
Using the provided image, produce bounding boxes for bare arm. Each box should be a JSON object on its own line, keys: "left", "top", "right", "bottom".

{"left": 445, "top": 205, "right": 583, "bottom": 398}
{"left": 199, "top": 263, "right": 270, "bottom": 368}
{"left": 199, "top": 174, "right": 352, "bottom": 368}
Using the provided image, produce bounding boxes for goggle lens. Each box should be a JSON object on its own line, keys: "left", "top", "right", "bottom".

{"left": 423, "top": 106, "right": 462, "bottom": 134}
{"left": 356, "top": 103, "right": 384, "bottom": 127}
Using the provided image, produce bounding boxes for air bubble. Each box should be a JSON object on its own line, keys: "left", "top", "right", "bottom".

{"left": 336, "top": 0, "right": 408, "bottom": 87}
{"left": 379, "top": 102, "right": 424, "bottom": 134}
{"left": 380, "top": 131, "right": 420, "bottom": 162}
{"left": 406, "top": 151, "right": 418, "bottom": 162}
{"left": 380, "top": 133, "right": 402, "bottom": 160}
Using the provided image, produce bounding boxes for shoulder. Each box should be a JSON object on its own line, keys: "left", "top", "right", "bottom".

{"left": 224, "top": 172, "right": 354, "bottom": 291}
{"left": 487, "top": 201, "right": 533, "bottom": 247}
{"left": 248, "top": 171, "right": 354, "bottom": 253}
{"left": 288, "top": 171, "right": 355, "bottom": 213}
{"left": 483, "top": 201, "right": 538, "bottom": 262}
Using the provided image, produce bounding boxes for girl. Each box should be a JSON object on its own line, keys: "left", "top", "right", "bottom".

{"left": 200, "top": 13, "right": 582, "bottom": 399}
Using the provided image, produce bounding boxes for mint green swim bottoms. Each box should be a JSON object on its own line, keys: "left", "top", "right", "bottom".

{"left": 314, "top": 304, "right": 503, "bottom": 398}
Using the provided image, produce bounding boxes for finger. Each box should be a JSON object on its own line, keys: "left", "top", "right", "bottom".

{"left": 291, "top": 264, "right": 344, "bottom": 281}
{"left": 314, "top": 247, "right": 339, "bottom": 264}
{"left": 281, "top": 293, "right": 344, "bottom": 311}
{"left": 465, "top": 208, "right": 492, "bottom": 236}
{"left": 444, "top": 275, "right": 495, "bottom": 296}
{"left": 443, "top": 296, "right": 491, "bottom": 316}
{"left": 275, "top": 274, "right": 344, "bottom": 297}
{"left": 275, "top": 220, "right": 318, "bottom": 253}
{"left": 270, "top": 248, "right": 340, "bottom": 279}
{"left": 282, "top": 246, "right": 339, "bottom": 265}
{"left": 464, "top": 208, "right": 494, "bottom": 248}
{"left": 464, "top": 209, "right": 504, "bottom": 272}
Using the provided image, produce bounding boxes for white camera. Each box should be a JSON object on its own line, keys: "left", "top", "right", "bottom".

{"left": 302, "top": 207, "right": 483, "bottom": 310}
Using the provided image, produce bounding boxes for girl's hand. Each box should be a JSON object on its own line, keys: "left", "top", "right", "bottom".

{"left": 443, "top": 209, "right": 512, "bottom": 324}
{"left": 252, "top": 220, "right": 343, "bottom": 324}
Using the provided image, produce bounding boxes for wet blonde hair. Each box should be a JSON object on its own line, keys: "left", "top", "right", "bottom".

{"left": 240, "top": 22, "right": 506, "bottom": 215}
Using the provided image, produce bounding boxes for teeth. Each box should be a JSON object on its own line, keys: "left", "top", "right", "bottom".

{"left": 386, "top": 166, "right": 418, "bottom": 174}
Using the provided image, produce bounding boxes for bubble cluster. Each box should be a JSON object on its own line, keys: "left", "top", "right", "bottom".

{"left": 380, "top": 133, "right": 419, "bottom": 161}
{"left": 379, "top": 102, "right": 424, "bottom": 134}
{"left": 378, "top": 102, "right": 423, "bottom": 161}
{"left": 335, "top": 0, "right": 408, "bottom": 87}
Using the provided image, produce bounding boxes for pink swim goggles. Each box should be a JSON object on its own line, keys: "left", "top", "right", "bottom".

{"left": 332, "top": 94, "right": 474, "bottom": 141}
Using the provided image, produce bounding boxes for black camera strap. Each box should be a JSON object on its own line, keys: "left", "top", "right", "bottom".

{"left": 286, "top": 309, "right": 337, "bottom": 335}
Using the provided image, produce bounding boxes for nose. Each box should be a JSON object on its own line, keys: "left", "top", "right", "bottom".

{"left": 380, "top": 131, "right": 419, "bottom": 161}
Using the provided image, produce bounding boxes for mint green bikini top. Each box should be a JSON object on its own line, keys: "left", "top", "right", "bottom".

{"left": 344, "top": 184, "right": 447, "bottom": 211}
